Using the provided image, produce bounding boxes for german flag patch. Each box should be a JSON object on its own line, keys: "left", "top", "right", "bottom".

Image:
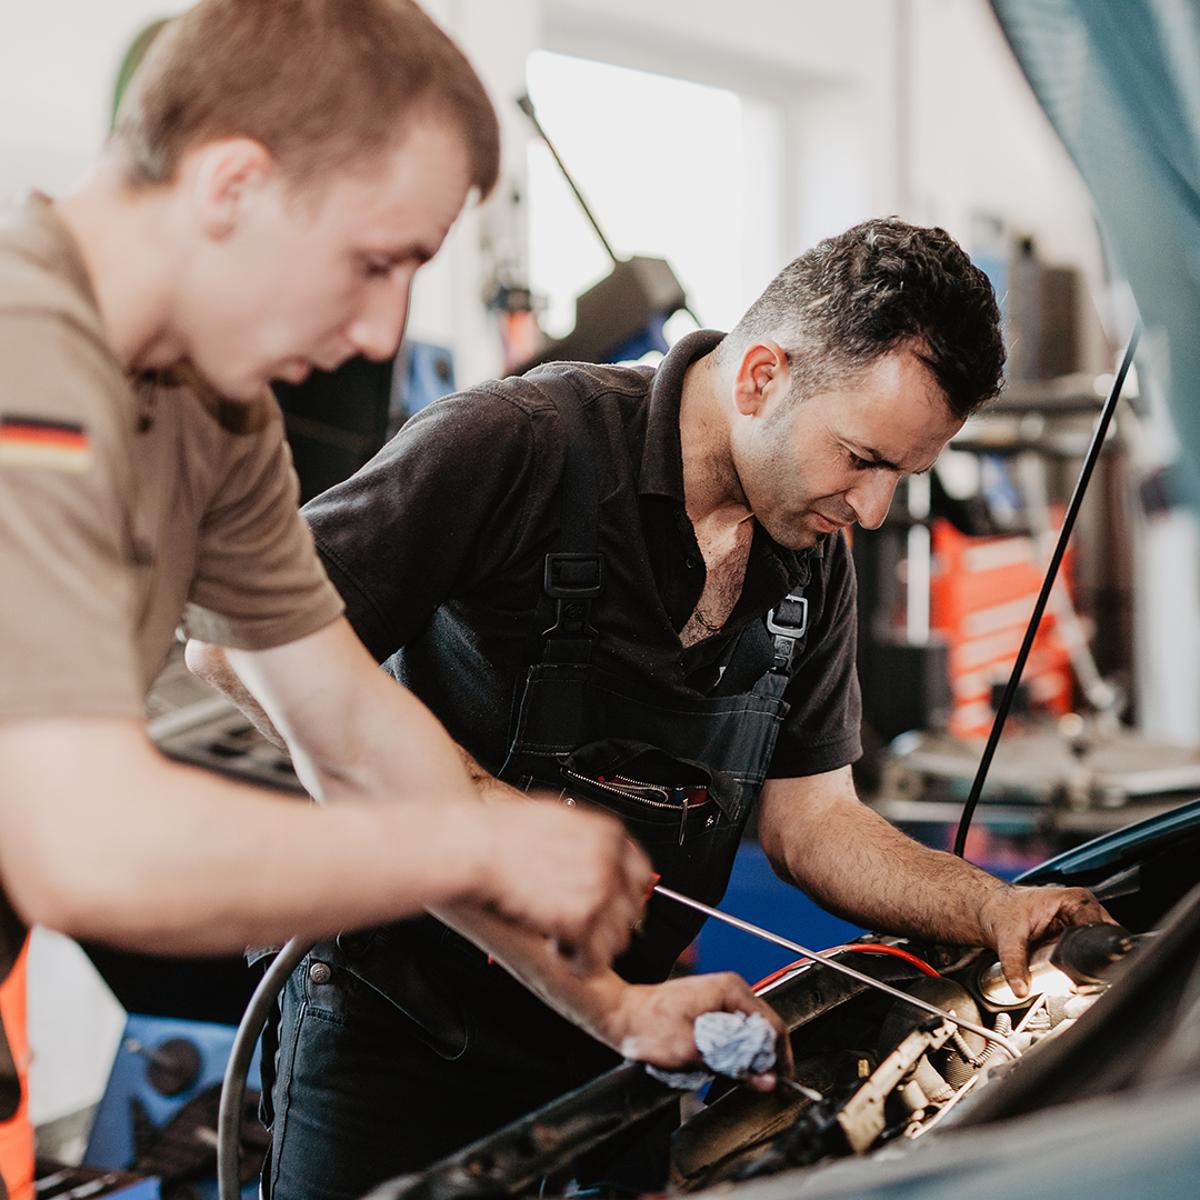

{"left": 0, "top": 414, "right": 93, "bottom": 473}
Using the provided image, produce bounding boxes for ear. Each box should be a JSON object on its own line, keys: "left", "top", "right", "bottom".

{"left": 184, "top": 138, "right": 275, "bottom": 239}
{"left": 733, "top": 340, "right": 790, "bottom": 417}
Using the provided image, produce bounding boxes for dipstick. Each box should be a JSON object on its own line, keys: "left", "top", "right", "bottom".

{"left": 652, "top": 884, "right": 1018, "bottom": 1058}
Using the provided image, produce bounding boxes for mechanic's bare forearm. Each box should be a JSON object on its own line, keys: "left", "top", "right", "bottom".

{"left": 186, "top": 639, "right": 287, "bottom": 750}
{"left": 435, "top": 901, "right": 789, "bottom": 1080}
{"left": 196, "top": 638, "right": 643, "bottom": 1022}
{"left": 190, "top": 637, "right": 627, "bottom": 978}
{"left": 188, "top": 624, "right": 476, "bottom": 806}
{"left": 194, "top": 639, "right": 509, "bottom": 806}
{"left": 759, "top": 772, "right": 1008, "bottom": 947}
{"left": 434, "top": 757, "right": 629, "bottom": 1046}
{"left": 435, "top": 901, "right": 628, "bottom": 1046}
{"left": 181, "top": 657, "right": 629, "bottom": 1005}
{"left": 0, "top": 717, "right": 487, "bottom": 954}
{"left": 458, "top": 746, "right": 502, "bottom": 795}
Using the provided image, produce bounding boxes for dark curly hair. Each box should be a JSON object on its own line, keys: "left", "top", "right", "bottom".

{"left": 722, "top": 218, "right": 1005, "bottom": 419}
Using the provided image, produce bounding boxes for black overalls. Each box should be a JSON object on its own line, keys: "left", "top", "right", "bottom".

{"left": 262, "top": 376, "right": 813, "bottom": 1200}
{"left": 499, "top": 372, "right": 810, "bottom": 984}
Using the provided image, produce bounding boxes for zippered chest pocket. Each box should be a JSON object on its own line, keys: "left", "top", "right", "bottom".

{"left": 560, "top": 740, "right": 720, "bottom": 847}
{"left": 562, "top": 767, "right": 716, "bottom": 846}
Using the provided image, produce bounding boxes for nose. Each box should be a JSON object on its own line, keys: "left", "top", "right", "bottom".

{"left": 847, "top": 472, "right": 901, "bottom": 530}
{"left": 345, "top": 276, "right": 413, "bottom": 362}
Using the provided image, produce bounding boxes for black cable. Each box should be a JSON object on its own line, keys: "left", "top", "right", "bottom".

{"left": 517, "top": 93, "right": 621, "bottom": 265}
{"left": 218, "top": 936, "right": 313, "bottom": 1200}
{"left": 953, "top": 324, "right": 1141, "bottom": 858}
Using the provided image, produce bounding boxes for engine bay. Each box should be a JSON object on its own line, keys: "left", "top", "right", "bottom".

{"left": 372, "top": 808, "right": 1200, "bottom": 1200}
{"left": 669, "top": 821, "right": 1200, "bottom": 1194}
{"left": 672, "top": 929, "right": 1127, "bottom": 1189}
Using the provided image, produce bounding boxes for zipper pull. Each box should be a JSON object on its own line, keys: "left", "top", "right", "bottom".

{"left": 676, "top": 787, "right": 688, "bottom": 846}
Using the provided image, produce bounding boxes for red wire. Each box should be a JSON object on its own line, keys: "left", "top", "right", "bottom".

{"left": 752, "top": 943, "right": 940, "bottom": 991}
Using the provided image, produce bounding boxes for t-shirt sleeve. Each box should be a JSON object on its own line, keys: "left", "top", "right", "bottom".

{"left": 301, "top": 388, "right": 543, "bottom": 663}
{"left": 0, "top": 313, "right": 144, "bottom": 720}
{"left": 183, "top": 409, "right": 343, "bottom": 649}
{"left": 767, "top": 532, "right": 863, "bottom": 778}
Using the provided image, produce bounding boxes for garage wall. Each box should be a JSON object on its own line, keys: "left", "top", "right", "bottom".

{"left": 542, "top": 0, "right": 899, "bottom": 261}
{"left": 0, "top": 0, "right": 1112, "bottom": 375}
{"left": 0, "top": 1, "right": 187, "bottom": 200}
{"left": 541, "top": 0, "right": 1110, "bottom": 366}
{"left": 905, "top": 0, "right": 1111, "bottom": 368}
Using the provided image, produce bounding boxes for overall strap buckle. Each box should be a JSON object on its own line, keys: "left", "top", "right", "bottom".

{"left": 544, "top": 552, "right": 603, "bottom": 600}
{"left": 543, "top": 553, "right": 603, "bottom": 663}
{"left": 765, "top": 591, "right": 809, "bottom": 674}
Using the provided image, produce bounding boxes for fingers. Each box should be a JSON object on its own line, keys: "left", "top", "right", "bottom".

{"left": 625, "top": 844, "right": 656, "bottom": 898}
{"left": 562, "top": 910, "right": 623, "bottom": 975}
{"left": 482, "top": 801, "right": 651, "bottom": 969}
{"left": 763, "top": 1006, "right": 793, "bottom": 1080}
{"left": 552, "top": 817, "right": 649, "bottom": 971}
{"left": 996, "top": 926, "right": 1032, "bottom": 998}
{"left": 714, "top": 972, "right": 787, "bottom": 1031}
{"left": 986, "top": 885, "right": 1114, "bottom": 1000}
{"left": 1064, "top": 888, "right": 1116, "bottom": 926}
{"left": 614, "top": 974, "right": 795, "bottom": 1096}
{"left": 615, "top": 982, "right": 699, "bottom": 1066}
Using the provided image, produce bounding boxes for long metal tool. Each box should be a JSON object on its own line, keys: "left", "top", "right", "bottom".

{"left": 653, "top": 884, "right": 1018, "bottom": 1057}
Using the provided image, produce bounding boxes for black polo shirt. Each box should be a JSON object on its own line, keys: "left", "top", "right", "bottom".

{"left": 303, "top": 330, "right": 862, "bottom": 780}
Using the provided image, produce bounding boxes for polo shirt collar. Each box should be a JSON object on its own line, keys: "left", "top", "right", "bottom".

{"left": 25, "top": 192, "right": 103, "bottom": 323}
{"left": 639, "top": 328, "right": 723, "bottom": 500}
{"left": 639, "top": 327, "right": 812, "bottom": 588}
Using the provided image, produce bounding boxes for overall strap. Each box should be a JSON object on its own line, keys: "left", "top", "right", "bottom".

{"left": 527, "top": 371, "right": 604, "bottom": 665}
{"left": 755, "top": 588, "right": 811, "bottom": 699}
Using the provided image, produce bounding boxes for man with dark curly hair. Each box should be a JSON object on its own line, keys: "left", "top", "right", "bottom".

{"left": 200, "top": 217, "right": 1111, "bottom": 1200}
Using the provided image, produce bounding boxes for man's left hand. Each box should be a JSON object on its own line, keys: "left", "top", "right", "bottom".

{"left": 977, "top": 884, "right": 1115, "bottom": 997}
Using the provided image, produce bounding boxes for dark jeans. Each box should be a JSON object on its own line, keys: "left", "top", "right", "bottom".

{"left": 260, "top": 931, "right": 669, "bottom": 1200}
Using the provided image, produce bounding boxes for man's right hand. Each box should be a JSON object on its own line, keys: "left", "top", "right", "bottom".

{"left": 468, "top": 798, "right": 653, "bottom": 972}
{"left": 608, "top": 972, "right": 793, "bottom": 1091}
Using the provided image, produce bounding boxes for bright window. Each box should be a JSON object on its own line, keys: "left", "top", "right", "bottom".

{"left": 525, "top": 51, "right": 783, "bottom": 342}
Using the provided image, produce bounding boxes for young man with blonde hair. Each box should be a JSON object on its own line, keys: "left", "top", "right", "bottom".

{"left": 0, "top": 3, "right": 686, "bottom": 1192}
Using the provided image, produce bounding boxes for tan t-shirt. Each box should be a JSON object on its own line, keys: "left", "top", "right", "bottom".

{"left": 0, "top": 194, "right": 345, "bottom": 722}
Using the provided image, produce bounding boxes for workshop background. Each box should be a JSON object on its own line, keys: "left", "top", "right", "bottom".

{"left": 2, "top": 0, "right": 1196, "bottom": 1165}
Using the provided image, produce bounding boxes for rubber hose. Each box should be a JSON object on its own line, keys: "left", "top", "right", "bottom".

{"left": 218, "top": 937, "right": 313, "bottom": 1200}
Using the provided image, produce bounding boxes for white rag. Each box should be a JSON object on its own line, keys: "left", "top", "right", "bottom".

{"left": 644, "top": 1010, "right": 777, "bottom": 1091}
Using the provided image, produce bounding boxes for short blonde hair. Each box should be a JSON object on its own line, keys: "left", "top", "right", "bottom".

{"left": 112, "top": 0, "right": 500, "bottom": 197}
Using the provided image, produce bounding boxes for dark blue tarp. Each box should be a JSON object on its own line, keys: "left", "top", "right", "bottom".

{"left": 992, "top": 0, "right": 1200, "bottom": 501}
